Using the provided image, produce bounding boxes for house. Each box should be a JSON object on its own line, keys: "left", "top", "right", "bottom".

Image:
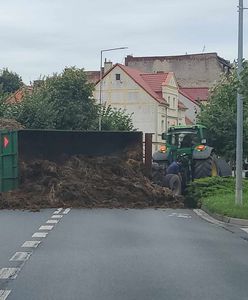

{"left": 179, "top": 87, "right": 209, "bottom": 106}
{"left": 179, "top": 88, "right": 201, "bottom": 124}
{"left": 93, "top": 63, "right": 186, "bottom": 149}
{"left": 125, "top": 52, "right": 231, "bottom": 88}
{"left": 84, "top": 71, "right": 101, "bottom": 84}
{"left": 5, "top": 85, "right": 33, "bottom": 104}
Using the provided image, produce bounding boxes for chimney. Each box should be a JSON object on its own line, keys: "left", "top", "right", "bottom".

{"left": 104, "top": 59, "right": 113, "bottom": 74}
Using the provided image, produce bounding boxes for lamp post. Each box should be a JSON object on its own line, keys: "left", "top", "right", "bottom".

{"left": 235, "top": 0, "right": 247, "bottom": 205}
{"left": 98, "top": 47, "right": 128, "bottom": 131}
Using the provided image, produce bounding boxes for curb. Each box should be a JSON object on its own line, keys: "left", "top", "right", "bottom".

{"left": 200, "top": 206, "right": 248, "bottom": 227}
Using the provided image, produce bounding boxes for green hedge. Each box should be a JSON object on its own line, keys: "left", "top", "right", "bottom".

{"left": 184, "top": 177, "right": 248, "bottom": 208}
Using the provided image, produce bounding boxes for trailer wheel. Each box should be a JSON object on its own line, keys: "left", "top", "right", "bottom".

{"left": 193, "top": 155, "right": 218, "bottom": 179}
{"left": 162, "top": 174, "right": 182, "bottom": 195}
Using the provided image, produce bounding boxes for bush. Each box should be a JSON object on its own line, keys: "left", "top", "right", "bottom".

{"left": 184, "top": 177, "right": 236, "bottom": 208}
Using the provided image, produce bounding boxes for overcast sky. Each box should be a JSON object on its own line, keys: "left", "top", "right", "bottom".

{"left": 0, "top": 0, "right": 247, "bottom": 83}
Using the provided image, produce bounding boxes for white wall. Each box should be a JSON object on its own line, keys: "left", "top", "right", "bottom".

{"left": 162, "top": 76, "right": 179, "bottom": 127}
{"left": 178, "top": 109, "right": 186, "bottom": 125}
{"left": 94, "top": 66, "right": 167, "bottom": 149}
{"left": 179, "top": 93, "right": 200, "bottom": 124}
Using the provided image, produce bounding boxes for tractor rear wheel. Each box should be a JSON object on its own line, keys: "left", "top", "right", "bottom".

{"left": 193, "top": 156, "right": 218, "bottom": 179}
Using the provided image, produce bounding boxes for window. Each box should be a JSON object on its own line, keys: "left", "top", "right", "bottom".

{"left": 115, "top": 74, "right": 121, "bottom": 80}
{"left": 168, "top": 96, "right": 170, "bottom": 106}
{"left": 173, "top": 98, "right": 175, "bottom": 108}
{"left": 161, "top": 120, "right": 164, "bottom": 132}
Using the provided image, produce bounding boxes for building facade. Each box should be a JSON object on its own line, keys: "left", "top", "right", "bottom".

{"left": 125, "top": 52, "right": 231, "bottom": 88}
{"left": 94, "top": 64, "right": 186, "bottom": 149}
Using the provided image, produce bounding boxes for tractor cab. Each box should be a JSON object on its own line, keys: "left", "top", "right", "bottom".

{"left": 161, "top": 125, "right": 208, "bottom": 163}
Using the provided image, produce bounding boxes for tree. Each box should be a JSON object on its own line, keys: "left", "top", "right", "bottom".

{"left": 3, "top": 67, "right": 135, "bottom": 131}
{"left": 198, "top": 62, "right": 248, "bottom": 161}
{"left": 99, "top": 105, "right": 135, "bottom": 131}
{"left": 0, "top": 68, "right": 23, "bottom": 96}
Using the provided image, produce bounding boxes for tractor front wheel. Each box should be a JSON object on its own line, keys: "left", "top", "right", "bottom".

{"left": 193, "top": 156, "right": 218, "bottom": 179}
{"left": 162, "top": 174, "right": 182, "bottom": 195}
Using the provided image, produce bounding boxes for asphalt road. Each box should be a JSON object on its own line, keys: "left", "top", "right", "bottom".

{"left": 0, "top": 208, "right": 248, "bottom": 300}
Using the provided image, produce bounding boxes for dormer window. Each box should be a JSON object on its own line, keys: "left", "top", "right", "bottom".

{"left": 115, "top": 74, "right": 121, "bottom": 80}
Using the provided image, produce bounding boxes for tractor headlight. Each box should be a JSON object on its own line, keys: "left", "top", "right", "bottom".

{"left": 159, "top": 145, "right": 167, "bottom": 153}
{"left": 195, "top": 145, "right": 206, "bottom": 151}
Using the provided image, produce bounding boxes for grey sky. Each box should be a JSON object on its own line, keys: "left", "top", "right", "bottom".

{"left": 0, "top": 0, "right": 247, "bottom": 83}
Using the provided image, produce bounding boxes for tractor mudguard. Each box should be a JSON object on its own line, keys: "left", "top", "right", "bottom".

{"left": 192, "top": 146, "right": 213, "bottom": 160}
{"left": 152, "top": 151, "right": 169, "bottom": 162}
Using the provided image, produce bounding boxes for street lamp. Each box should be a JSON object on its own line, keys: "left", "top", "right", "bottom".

{"left": 235, "top": 0, "right": 247, "bottom": 205}
{"left": 98, "top": 47, "right": 128, "bottom": 131}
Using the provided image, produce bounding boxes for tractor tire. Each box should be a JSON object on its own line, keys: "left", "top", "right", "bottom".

{"left": 162, "top": 174, "right": 182, "bottom": 195}
{"left": 193, "top": 156, "right": 218, "bottom": 179}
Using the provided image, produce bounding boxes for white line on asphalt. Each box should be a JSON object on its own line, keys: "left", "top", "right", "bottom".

{"left": 51, "top": 214, "right": 63, "bottom": 219}
{"left": 178, "top": 214, "right": 192, "bottom": 219}
{"left": 241, "top": 227, "right": 248, "bottom": 233}
{"left": 169, "top": 213, "right": 192, "bottom": 218}
{"left": 53, "top": 208, "right": 63, "bottom": 214}
{"left": 0, "top": 290, "right": 11, "bottom": 300}
{"left": 21, "top": 241, "right": 41, "bottom": 248}
{"left": 10, "top": 252, "right": 32, "bottom": 262}
{"left": 39, "top": 225, "right": 54, "bottom": 231}
{"left": 168, "top": 213, "right": 177, "bottom": 216}
{"left": 63, "top": 208, "right": 71, "bottom": 214}
{"left": 32, "top": 232, "right": 48, "bottom": 238}
{"left": 46, "top": 219, "right": 58, "bottom": 224}
{"left": 0, "top": 268, "right": 20, "bottom": 279}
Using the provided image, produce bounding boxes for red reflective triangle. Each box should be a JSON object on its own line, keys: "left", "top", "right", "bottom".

{"left": 3, "top": 136, "right": 9, "bottom": 148}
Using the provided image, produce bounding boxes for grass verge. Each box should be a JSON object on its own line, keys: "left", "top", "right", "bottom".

{"left": 185, "top": 177, "right": 248, "bottom": 219}
{"left": 203, "top": 193, "right": 248, "bottom": 219}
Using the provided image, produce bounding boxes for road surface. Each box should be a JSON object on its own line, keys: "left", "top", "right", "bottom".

{"left": 0, "top": 208, "right": 248, "bottom": 300}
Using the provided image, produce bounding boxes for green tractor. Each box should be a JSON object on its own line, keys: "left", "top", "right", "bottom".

{"left": 152, "top": 124, "right": 231, "bottom": 194}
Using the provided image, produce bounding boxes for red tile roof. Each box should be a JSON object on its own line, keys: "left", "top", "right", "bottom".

{"left": 118, "top": 65, "right": 168, "bottom": 104}
{"left": 6, "top": 86, "right": 33, "bottom": 104}
{"left": 179, "top": 87, "right": 209, "bottom": 102}
{"left": 140, "top": 73, "right": 169, "bottom": 93}
{"left": 97, "top": 64, "right": 174, "bottom": 105}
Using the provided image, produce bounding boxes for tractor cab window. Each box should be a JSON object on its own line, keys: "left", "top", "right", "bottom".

{"left": 180, "top": 133, "right": 199, "bottom": 148}
{"left": 170, "top": 132, "right": 199, "bottom": 148}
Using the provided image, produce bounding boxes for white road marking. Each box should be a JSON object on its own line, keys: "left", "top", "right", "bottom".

{"left": 51, "top": 214, "right": 63, "bottom": 219}
{"left": 169, "top": 213, "right": 192, "bottom": 219}
{"left": 21, "top": 241, "right": 41, "bottom": 248}
{"left": 46, "top": 219, "right": 58, "bottom": 224}
{"left": 63, "top": 208, "right": 71, "bottom": 214}
{"left": 32, "top": 232, "right": 48, "bottom": 238}
{"left": 241, "top": 227, "right": 248, "bottom": 233}
{"left": 39, "top": 225, "right": 54, "bottom": 231}
{"left": 53, "top": 208, "right": 63, "bottom": 214}
{"left": 10, "top": 252, "right": 32, "bottom": 262}
{"left": 0, "top": 290, "right": 11, "bottom": 300}
{"left": 0, "top": 268, "right": 20, "bottom": 279}
{"left": 178, "top": 214, "right": 192, "bottom": 219}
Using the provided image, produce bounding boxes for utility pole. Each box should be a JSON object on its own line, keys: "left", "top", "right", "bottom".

{"left": 235, "top": 0, "right": 246, "bottom": 205}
